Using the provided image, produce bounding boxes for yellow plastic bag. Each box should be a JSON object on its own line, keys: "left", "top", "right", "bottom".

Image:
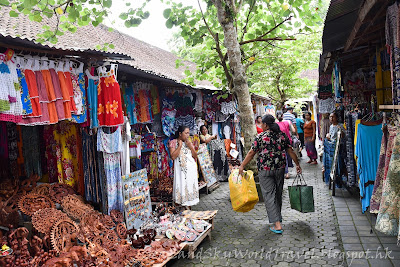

{"left": 229, "top": 169, "right": 259, "bottom": 212}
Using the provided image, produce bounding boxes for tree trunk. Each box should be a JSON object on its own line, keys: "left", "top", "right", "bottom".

{"left": 212, "top": 0, "right": 257, "bottom": 170}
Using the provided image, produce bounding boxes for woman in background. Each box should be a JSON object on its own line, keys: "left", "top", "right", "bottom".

{"left": 199, "top": 125, "right": 217, "bottom": 144}
{"left": 303, "top": 112, "right": 318, "bottom": 164}
{"left": 256, "top": 115, "right": 263, "bottom": 134}
{"left": 169, "top": 126, "right": 199, "bottom": 208}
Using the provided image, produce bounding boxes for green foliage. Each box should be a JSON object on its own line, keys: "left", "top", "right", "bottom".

{"left": 167, "top": 0, "right": 326, "bottom": 94}
{"left": 248, "top": 32, "right": 322, "bottom": 107}
{"left": 0, "top": 0, "right": 152, "bottom": 46}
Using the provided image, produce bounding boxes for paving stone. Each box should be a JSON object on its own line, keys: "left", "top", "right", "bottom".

{"left": 345, "top": 258, "right": 369, "bottom": 266}
{"left": 360, "top": 236, "right": 380, "bottom": 244}
{"left": 342, "top": 237, "right": 361, "bottom": 243}
{"left": 343, "top": 243, "right": 364, "bottom": 251}
{"left": 368, "top": 259, "right": 394, "bottom": 267}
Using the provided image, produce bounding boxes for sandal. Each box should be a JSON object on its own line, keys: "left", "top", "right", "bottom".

{"left": 307, "top": 160, "right": 312, "bottom": 163}
{"left": 270, "top": 226, "right": 283, "bottom": 234}
{"left": 310, "top": 161, "right": 317, "bottom": 165}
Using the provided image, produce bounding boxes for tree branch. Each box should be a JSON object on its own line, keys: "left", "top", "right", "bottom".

{"left": 198, "top": 0, "right": 216, "bottom": 39}
{"left": 258, "top": 16, "right": 292, "bottom": 39}
{"left": 214, "top": 33, "right": 233, "bottom": 89}
{"left": 240, "top": 0, "right": 255, "bottom": 43}
{"left": 240, "top": 37, "right": 296, "bottom": 45}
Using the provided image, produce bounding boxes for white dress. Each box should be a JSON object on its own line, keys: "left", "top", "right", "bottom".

{"left": 170, "top": 140, "right": 199, "bottom": 206}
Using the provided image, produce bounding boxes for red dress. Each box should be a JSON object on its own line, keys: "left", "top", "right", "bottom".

{"left": 256, "top": 125, "right": 263, "bottom": 134}
{"left": 97, "top": 65, "right": 124, "bottom": 126}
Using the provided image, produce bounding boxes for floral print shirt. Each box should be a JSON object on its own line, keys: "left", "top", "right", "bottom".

{"left": 251, "top": 130, "right": 291, "bottom": 171}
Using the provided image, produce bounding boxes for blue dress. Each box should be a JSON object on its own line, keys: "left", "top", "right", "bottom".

{"left": 16, "top": 68, "right": 32, "bottom": 115}
{"left": 355, "top": 124, "right": 383, "bottom": 213}
{"left": 86, "top": 71, "right": 99, "bottom": 128}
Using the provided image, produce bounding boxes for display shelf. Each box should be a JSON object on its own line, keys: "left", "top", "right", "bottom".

{"left": 198, "top": 182, "right": 207, "bottom": 190}
{"left": 153, "top": 242, "right": 186, "bottom": 267}
{"left": 182, "top": 210, "right": 218, "bottom": 230}
{"left": 379, "top": 105, "right": 400, "bottom": 110}
{"left": 207, "top": 182, "right": 220, "bottom": 193}
{"left": 182, "top": 225, "right": 212, "bottom": 259}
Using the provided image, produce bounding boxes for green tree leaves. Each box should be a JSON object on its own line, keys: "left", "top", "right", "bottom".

{"left": 1, "top": 0, "right": 152, "bottom": 46}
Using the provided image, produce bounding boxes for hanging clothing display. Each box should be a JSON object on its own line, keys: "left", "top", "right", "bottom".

{"left": 86, "top": 70, "right": 99, "bottom": 128}
{"left": 344, "top": 113, "right": 357, "bottom": 186}
{"left": 43, "top": 122, "right": 82, "bottom": 189}
{"left": 71, "top": 64, "right": 87, "bottom": 123}
{"left": 169, "top": 139, "right": 199, "bottom": 206}
{"left": 124, "top": 85, "right": 138, "bottom": 125}
{"left": 21, "top": 126, "right": 41, "bottom": 177}
{"left": 121, "top": 117, "right": 131, "bottom": 176}
{"left": 82, "top": 128, "right": 106, "bottom": 207}
{"left": 355, "top": 123, "right": 383, "bottom": 213}
{"left": 161, "top": 107, "right": 176, "bottom": 137}
{"left": 385, "top": 3, "right": 400, "bottom": 104}
{"left": 97, "top": 126, "right": 123, "bottom": 213}
{"left": 209, "top": 139, "right": 229, "bottom": 181}
{"left": 23, "top": 66, "right": 41, "bottom": 119}
{"left": 375, "top": 131, "right": 400, "bottom": 238}
{"left": 370, "top": 126, "right": 397, "bottom": 213}
{"left": 15, "top": 59, "right": 32, "bottom": 116}
{"left": 319, "top": 98, "right": 335, "bottom": 114}
{"left": 97, "top": 64, "right": 124, "bottom": 126}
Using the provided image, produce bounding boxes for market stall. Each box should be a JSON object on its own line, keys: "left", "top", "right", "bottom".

{"left": 319, "top": 0, "right": 400, "bottom": 245}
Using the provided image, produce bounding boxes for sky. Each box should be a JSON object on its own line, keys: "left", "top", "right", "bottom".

{"left": 105, "top": 0, "right": 202, "bottom": 52}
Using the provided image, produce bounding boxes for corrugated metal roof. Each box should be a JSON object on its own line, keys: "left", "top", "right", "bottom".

{"left": 322, "top": 0, "right": 363, "bottom": 53}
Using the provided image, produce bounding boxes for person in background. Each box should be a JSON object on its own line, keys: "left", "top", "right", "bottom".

{"left": 294, "top": 112, "right": 304, "bottom": 150}
{"left": 276, "top": 111, "right": 296, "bottom": 179}
{"left": 283, "top": 106, "right": 298, "bottom": 136}
{"left": 256, "top": 115, "right": 263, "bottom": 134}
{"left": 326, "top": 112, "right": 345, "bottom": 141}
{"left": 199, "top": 125, "right": 217, "bottom": 144}
{"left": 303, "top": 112, "right": 318, "bottom": 165}
{"left": 169, "top": 126, "right": 199, "bottom": 209}
{"left": 239, "top": 114, "right": 302, "bottom": 234}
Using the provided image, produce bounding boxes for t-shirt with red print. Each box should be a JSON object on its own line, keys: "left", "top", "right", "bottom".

{"left": 251, "top": 130, "right": 291, "bottom": 171}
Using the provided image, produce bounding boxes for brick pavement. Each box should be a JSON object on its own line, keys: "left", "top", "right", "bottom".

{"left": 333, "top": 187, "right": 400, "bottom": 267}
{"left": 169, "top": 157, "right": 346, "bottom": 267}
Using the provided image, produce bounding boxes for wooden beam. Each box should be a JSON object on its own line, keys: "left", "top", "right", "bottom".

{"left": 324, "top": 52, "right": 331, "bottom": 72}
{"left": 344, "top": 0, "right": 379, "bottom": 52}
{"left": 351, "top": 5, "right": 387, "bottom": 49}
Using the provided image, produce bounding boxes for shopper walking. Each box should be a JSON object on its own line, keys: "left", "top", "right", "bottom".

{"left": 303, "top": 112, "right": 318, "bottom": 164}
{"left": 169, "top": 126, "right": 199, "bottom": 209}
{"left": 239, "top": 114, "right": 302, "bottom": 234}
{"left": 276, "top": 111, "right": 296, "bottom": 179}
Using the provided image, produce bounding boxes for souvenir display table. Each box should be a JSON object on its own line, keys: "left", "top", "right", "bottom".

{"left": 0, "top": 178, "right": 217, "bottom": 267}
{"left": 182, "top": 225, "right": 212, "bottom": 259}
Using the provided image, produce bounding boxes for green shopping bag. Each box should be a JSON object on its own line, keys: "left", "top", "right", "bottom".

{"left": 288, "top": 174, "right": 314, "bottom": 213}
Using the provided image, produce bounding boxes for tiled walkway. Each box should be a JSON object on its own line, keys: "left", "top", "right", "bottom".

{"left": 333, "top": 188, "right": 400, "bottom": 266}
{"left": 170, "top": 155, "right": 345, "bottom": 266}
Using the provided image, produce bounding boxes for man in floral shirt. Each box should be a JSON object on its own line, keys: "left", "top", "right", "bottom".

{"left": 239, "top": 114, "right": 301, "bottom": 234}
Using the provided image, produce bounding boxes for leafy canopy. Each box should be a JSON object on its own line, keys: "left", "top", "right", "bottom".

{"left": 165, "top": 0, "right": 324, "bottom": 92}
{"left": 0, "top": 0, "right": 151, "bottom": 47}
{"left": 248, "top": 31, "right": 321, "bottom": 107}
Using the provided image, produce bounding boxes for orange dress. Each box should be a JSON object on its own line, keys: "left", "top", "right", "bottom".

{"left": 23, "top": 69, "right": 41, "bottom": 118}
{"left": 64, "top": 71, "right": 77, "bottom": 114}
{"left": 57, "top": 71, "right": 73, "bottom": 119}
{"left": 41, "top": 69, "right": 59, "bottom": 124}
